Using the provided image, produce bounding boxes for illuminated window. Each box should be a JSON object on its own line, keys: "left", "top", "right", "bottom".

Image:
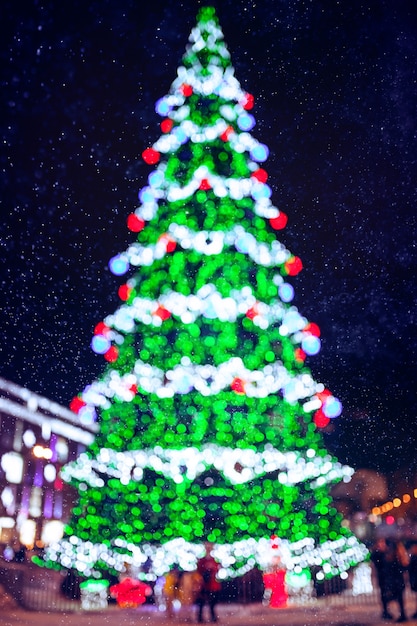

{"left": 19, "top": 519, "right": 36, "bottom": 548}
{"left": 29, "top": 487, "right": 42, "bottom": 517}
{"left": 1, "top": 486, "right": 16, "bottom": 514}
{"left": 0, "top": 517, "right": 15, "bottom": 544}
{"left": 1, "top": 452, "right": 24, "bottom": 483}
{"left": 41, "top": 520, "right": 64, "bottom": 545}
{"left": 23, "top": 429, "right": 36, "bottom": 447}
{"left": 56, "top": 439, "right": 69, "bottom": 462}
{"left": 44, "top": 464, "right": 57, "bottom": 482}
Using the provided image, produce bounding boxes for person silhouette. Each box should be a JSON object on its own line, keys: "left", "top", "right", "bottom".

{"left": 196, "top": 544, "right": 221, "bottom": 623}
{"left": 371, "top": 538, "right": 408, "bottom": 622}
{"left": 407, "top": 543, "right": 417, "bottom": 619}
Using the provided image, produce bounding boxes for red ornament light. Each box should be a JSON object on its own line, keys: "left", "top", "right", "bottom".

{"left": 181, "top": 84, "right": 193, "bottom": 97}
{"left": 104, "top": 346, "right": 119, "bottom": 362}
{"left": 127, "top": 213, "right": 145, "bottom": 232}
{"left": 69, "top": 396, "right": 86, "bottom": 414}
{"left": 246, "top": 303, "right": 259, "bottom": 320}
{"left": 231, "top": 378, "right": 246, "bottom": 394}
{"left": 118, "top": 284, "right": 132, "bottom": 301}
{"left": 294, "top": 348, "right": 306, "bottom": 362}
{"left": 251, "top": 168, "right": 268, "bottom": 183}
{"left": 270, "top": 212, "right": 288, "bottom": 230}
{"left": 129, "top": 384, "right": 138, "bottom": 395}
{"left": 159, "top": 233, "right": 177, "bottom": 253}
{"left": 160, "top": 118, "right": 173, "bottom": 133}
{"left": 313, "top": 409, "right": 331, "bottom": 428}
{"left": 316, "top": 389, "right": 332, "bottom": 403}
{"left": 142, "top": 147, "right": 160, "bottom": 165}
{"left": 241, "top": 92, "right": 254, "bottom": 110}
{"left": 154, "top": 305, "right": 171, "bottom": 321}
{"left": 220, "top": 126, "right": 234, "bottom": 141}
{"left": 199, "top": 178, "right": 211, "bottom": 190}
{"left": 284, "top": 256, "right": 303, "bottom": 276}
{"left": 304, "top": 322, "right": 321, "bottom": 337}
{"left": 94, "top": 322, "right": 110, "bottom": 337}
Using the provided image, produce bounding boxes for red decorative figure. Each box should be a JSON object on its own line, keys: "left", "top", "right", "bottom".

{"left": 109, "top": 577, "right": 152, "bottom": 608}
{"left": 263, "top": 545, "right": 288, "bottom": 609}
{"left": 263, "top": 567, "right": 288, "bottom": 608}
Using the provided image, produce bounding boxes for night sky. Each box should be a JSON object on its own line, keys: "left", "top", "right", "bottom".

{"left": 1, "top": 0, "right": 416, "bottom": 473}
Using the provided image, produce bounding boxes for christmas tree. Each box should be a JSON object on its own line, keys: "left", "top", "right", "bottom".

{"left": 42, "top": 7, "right": 367, "bottom": 584}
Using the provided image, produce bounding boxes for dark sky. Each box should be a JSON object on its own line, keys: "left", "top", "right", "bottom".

{"left": 1, "top": 0, "right": 416, "bottom": 473}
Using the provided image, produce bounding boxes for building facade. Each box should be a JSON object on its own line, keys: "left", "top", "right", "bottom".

{"left": 0, "top": 377, "right": 98, "bottom": 550}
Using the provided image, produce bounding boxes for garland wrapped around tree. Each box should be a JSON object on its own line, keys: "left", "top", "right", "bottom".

{"left": 40, "top": 6, "right": 367, "bottom": 586}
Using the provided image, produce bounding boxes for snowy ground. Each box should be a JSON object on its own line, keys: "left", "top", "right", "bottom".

{"left": 2, "top": 599, "right": 417, "bottom": 626}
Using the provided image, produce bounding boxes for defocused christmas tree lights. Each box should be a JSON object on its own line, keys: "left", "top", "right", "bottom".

{"left": 39, "top": 6, "right": 367, "bottom": 585}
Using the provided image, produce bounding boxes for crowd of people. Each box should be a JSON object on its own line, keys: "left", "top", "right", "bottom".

{"left": 371, "top": 538, "right": 417, "bottom": 622}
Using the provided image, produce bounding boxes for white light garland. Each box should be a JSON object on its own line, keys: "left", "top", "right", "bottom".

{"left": 79, "top": 355, "right": 322, "bottom": 412}
{"left": 61, "top": 443, "right": 354, "bottom": 489}
{"left": 105, "top": 284, "right": 295, "bottom": 330}
{"left": 122, "top": 224, "right": 291, "bottom": 271}
{"left": 43, "top": 533, "right": 368, "bottom": 581}
{"left": 134, "top": 162, "right": 281, "bottom": 223}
